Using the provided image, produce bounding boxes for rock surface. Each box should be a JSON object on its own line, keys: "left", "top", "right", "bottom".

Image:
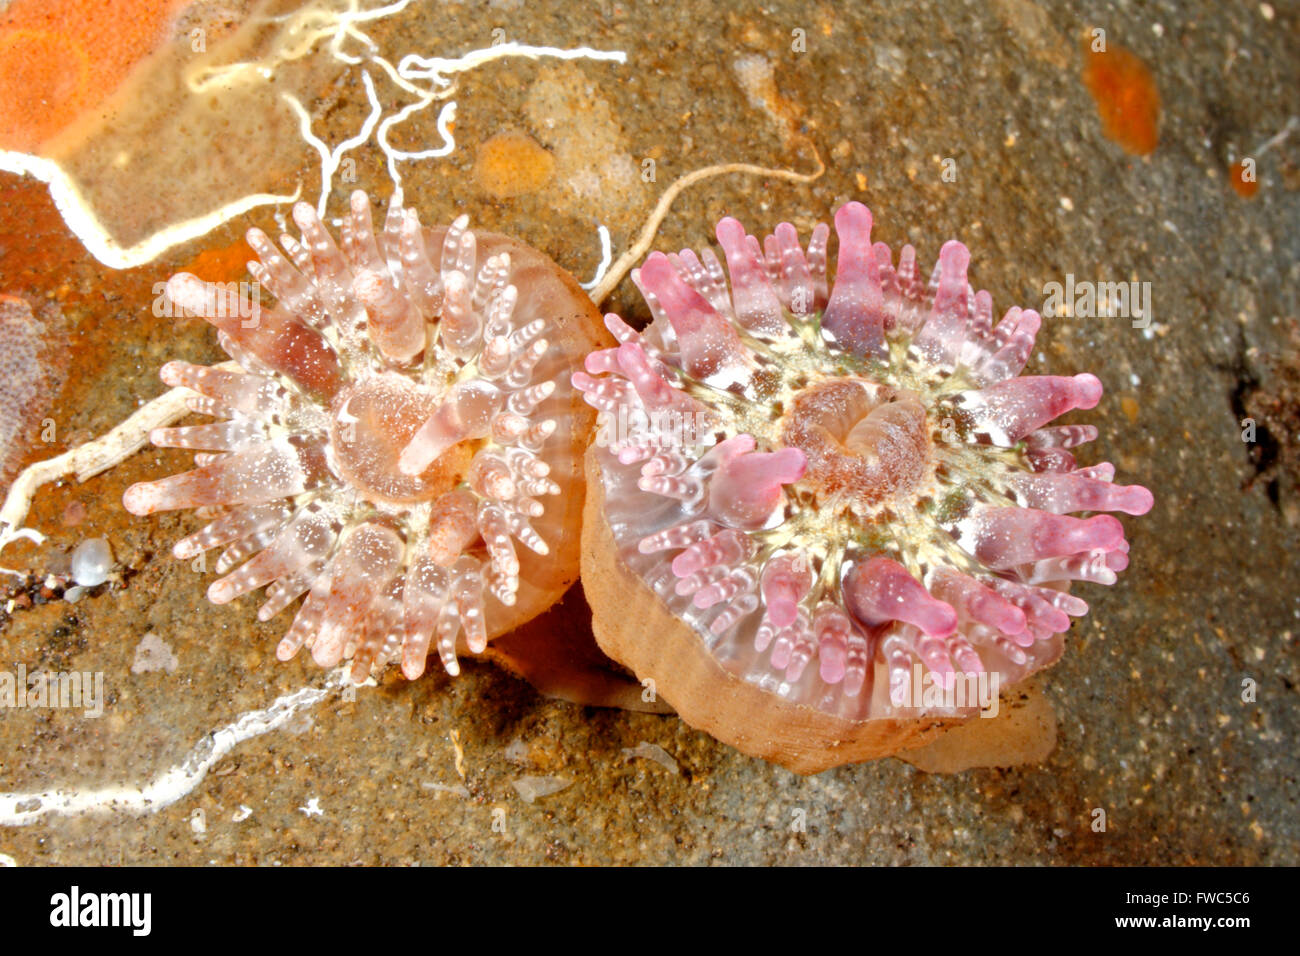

{"left": 0, "top": 0, "right": 1295, "bottom": 864}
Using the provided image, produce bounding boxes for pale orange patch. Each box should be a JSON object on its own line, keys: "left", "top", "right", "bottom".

{"left": 182, "top": 237, "right": 255, "bottom": 283}
{"left": 1230, "top": 162, "right": 1260, "bottom": 199}
{"left": 473, "top": 130, "right": 555, "bottom": 199}
{"left": 1121, "top": 395, "right": 1140, "bottom": 424}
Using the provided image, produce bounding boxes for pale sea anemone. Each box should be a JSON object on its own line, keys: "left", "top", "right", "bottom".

{"left": 576, "top": 202, "right": 1152, "bottom": 772}
{"left": 124, "top": 191, "right": 609, "bottom": 683}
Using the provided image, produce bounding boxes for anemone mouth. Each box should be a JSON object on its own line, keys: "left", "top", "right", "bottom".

{"left": 326, "top": 373, "right": 473, "bottom": 506}
{"left": 779, "top": 377, "right": 932, "bottom": 512}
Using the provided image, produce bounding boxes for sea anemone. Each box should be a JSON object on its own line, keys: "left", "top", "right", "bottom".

{"left": 576, "top": 202, "right": 1152, "bottom": 772}
{"left": 124, "top": 191, "right": 610, "bottom": 682}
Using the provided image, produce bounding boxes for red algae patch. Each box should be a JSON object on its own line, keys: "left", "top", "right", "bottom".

{"left": 0, "top": 175, "right": 91, "bottom": 292}
{"left": 1081, "top": 38, "right": 1160, "bottom": 156}
{"left": 474, "top": 131, "right": 555, "bottom": 199}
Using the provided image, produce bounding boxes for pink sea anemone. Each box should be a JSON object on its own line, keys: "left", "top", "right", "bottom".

{"left": 575, "top": 202, "right": 1152, "bottom": 772}
{"left": 124, "top": 191, "right": 609, "bottom": 683}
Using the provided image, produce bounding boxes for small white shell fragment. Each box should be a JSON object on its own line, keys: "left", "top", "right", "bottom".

{"left": 70, "top": 537, "right": 113, "bottom": 587}
{"left": 503, "top": 736, "right": 530, "bottom": 765}
{"left": 511, "top": 775, "right": 569, "bottom": 804}
{"left": 422, "top": 781, "right": 471, "bottom": 798}
{"left": 621, "top": 741, "right": 680, "bottom": 774}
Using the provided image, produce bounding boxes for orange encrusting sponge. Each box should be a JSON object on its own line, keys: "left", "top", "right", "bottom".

{"left": 0, "top": 0, "right": 190, "bottom": 152}
{"left": 1081, "top": 39, "right": 1161, "bottom": 157}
